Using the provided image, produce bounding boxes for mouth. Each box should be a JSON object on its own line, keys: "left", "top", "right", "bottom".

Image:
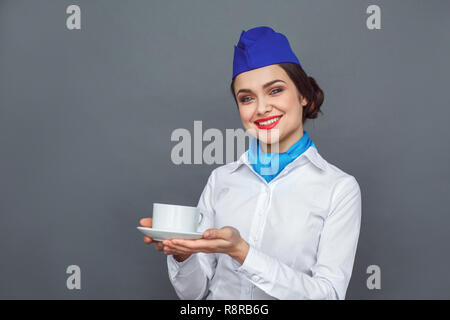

{"left": 254, "top": 115, "right": 283, "bottom": 130}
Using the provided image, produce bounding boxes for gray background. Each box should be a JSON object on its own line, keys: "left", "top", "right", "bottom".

{"left": 1, "top": 0, "right": 449, "bottom": 299}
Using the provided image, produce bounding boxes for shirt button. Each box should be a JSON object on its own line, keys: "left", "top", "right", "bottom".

{"left": 251, "top": 275, "right": 260, "bottom": 282}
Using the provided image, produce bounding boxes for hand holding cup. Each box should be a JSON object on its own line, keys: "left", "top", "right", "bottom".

{"left": 139, "top": 217, "right": 192, "bottom": 262}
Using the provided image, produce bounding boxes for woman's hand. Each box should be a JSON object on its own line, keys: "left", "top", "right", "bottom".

{"left": 162, "top": 226, "right": 250, "bottom": 265}
{"left": 139, "top": 218, "right": 192, "bottom": 262}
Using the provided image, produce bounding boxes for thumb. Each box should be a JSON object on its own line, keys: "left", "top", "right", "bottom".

{"left": 140, "top": 217, "right": 152, "bottom": 227}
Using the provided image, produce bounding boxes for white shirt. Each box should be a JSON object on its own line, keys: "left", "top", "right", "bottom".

{"left": 167, "top": 145, "right": 362, "bottom": 300}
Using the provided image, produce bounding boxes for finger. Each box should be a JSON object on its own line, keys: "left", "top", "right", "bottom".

{"left": 172, "top": 238, "right": 223, "bottom": 250}
{"left": 155, "top": 242, "right": 164, "bottom": 251}
{"left": 139, "top": 217, "right": 153, "bottom": 227}
{"left": 163, "top": 246, "right": 174, "bottom": 256}
{"left": 165, "top": 244, "right": 193, "bottom": 255}
{"left": 144, "top": 236, "right": 153, "bottom": 244}
{"left": 162, "top": 240, "right": 188, "bottom": 252}
{"left": 169, "top": 249, "right": 188, "bottom": 256}
{"left": 170, "top": 242, "right": 212, "bottom": 254}
{"left": 203, "top": 228, "right": 219, "bottom": 239}
{"left": 163, "top": 246, "right": 189, "bottom": 256}
{"left": 162, "top": 240, "right": 195, "bottom": 254}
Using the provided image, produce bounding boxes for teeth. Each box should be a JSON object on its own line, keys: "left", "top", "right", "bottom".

{"left": 258, "top": 116, "right": 281, "bottom": 126}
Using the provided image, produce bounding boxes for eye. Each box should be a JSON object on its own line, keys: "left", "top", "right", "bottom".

{"left": 239, "top": 96, "right": 253, "bottom": 103}
{"left": 270, "top": 88, "right": 283, "bottom": 95}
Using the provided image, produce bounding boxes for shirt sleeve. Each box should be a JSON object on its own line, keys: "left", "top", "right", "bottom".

{"left": 166, "top": 169, "right": 218, "bottom": 300}
{"left": 232, "top": 176, "right": 362, "bottom": 300}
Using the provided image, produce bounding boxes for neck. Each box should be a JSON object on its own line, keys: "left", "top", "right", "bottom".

{"left": 260, "top": 127, "right": 304, "bottom": 153}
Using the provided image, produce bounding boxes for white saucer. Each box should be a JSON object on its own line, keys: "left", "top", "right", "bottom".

{"left": 137, "top": 227, "right": 203, "bottom": 241}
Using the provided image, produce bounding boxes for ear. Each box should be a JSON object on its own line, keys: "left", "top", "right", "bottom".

{"left": 300, "top": 95, "right": 308, "bottom": 107}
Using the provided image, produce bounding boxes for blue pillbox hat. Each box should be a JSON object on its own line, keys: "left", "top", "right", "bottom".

{"left": 232, "top": 26, "right": 301, "bottom": 80}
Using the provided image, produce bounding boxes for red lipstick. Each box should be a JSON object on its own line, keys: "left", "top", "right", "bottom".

{"left": 254, "top": 115, "right": 283, "bottom": 130}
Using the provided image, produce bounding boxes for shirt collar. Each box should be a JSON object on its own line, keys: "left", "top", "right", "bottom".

{"left": 229, "top": 145, "right": 327, "bottom": 174}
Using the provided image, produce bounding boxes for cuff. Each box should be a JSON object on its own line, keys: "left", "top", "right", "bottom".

{"left": 231, "top": 245, "right": 274, "bottom": 287}
{"left": 167, "top": 254, "right": 198, "bottom": 277}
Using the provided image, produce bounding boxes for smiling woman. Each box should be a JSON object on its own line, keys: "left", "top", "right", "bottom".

{"left": 231, "top": 63, "right": 324, "bottom": 153}
{"left": 231, "top": 63, "right": 324, "bottom": 125}
{"left": 140, "top": 26, "right": 362, "bottom": 300}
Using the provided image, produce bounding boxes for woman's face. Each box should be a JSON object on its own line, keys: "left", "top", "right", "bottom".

{"left": 233, "top": 64, "right": 308, "bottom": 153}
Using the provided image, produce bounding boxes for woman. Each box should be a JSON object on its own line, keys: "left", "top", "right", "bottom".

{"left": 140, "top": 26, "right": 361, "bottom": 300}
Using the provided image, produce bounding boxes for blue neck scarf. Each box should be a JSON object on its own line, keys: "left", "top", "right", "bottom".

{"left": 248, "top": 130, "right": 316, "bottom": 183}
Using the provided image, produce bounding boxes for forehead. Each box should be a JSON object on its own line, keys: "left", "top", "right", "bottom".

{"left": 234, "top": 64, "right": 290, "bottom": 90}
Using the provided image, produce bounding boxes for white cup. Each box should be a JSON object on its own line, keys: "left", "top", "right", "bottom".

{"left": 152, "top": 203, "right": 204, "bottom": 233}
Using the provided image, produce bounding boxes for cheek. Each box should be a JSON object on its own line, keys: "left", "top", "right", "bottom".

{"left": 278, "top": 97, "right": 302, "bottom": 129}
{"left": 286, "top": 105, "right": 302, "bottom": 119}
{"left": 239, "top": 109, "right": 254, "bottom": 123}
{"left": 282, "top": 95, "right": 302, "bottom": 117}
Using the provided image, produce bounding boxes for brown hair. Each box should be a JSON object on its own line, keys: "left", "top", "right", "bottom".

{"left": 230, "top": 62, "right": 324, "bottom": 124}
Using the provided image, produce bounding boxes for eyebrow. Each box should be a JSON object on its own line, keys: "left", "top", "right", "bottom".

{"left": 236, "top": 79, "right": 287, "bottom": 96}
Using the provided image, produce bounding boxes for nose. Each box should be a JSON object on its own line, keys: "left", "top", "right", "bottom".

{"left": 256, "top": 97, "right": 272, "bottom": 115}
